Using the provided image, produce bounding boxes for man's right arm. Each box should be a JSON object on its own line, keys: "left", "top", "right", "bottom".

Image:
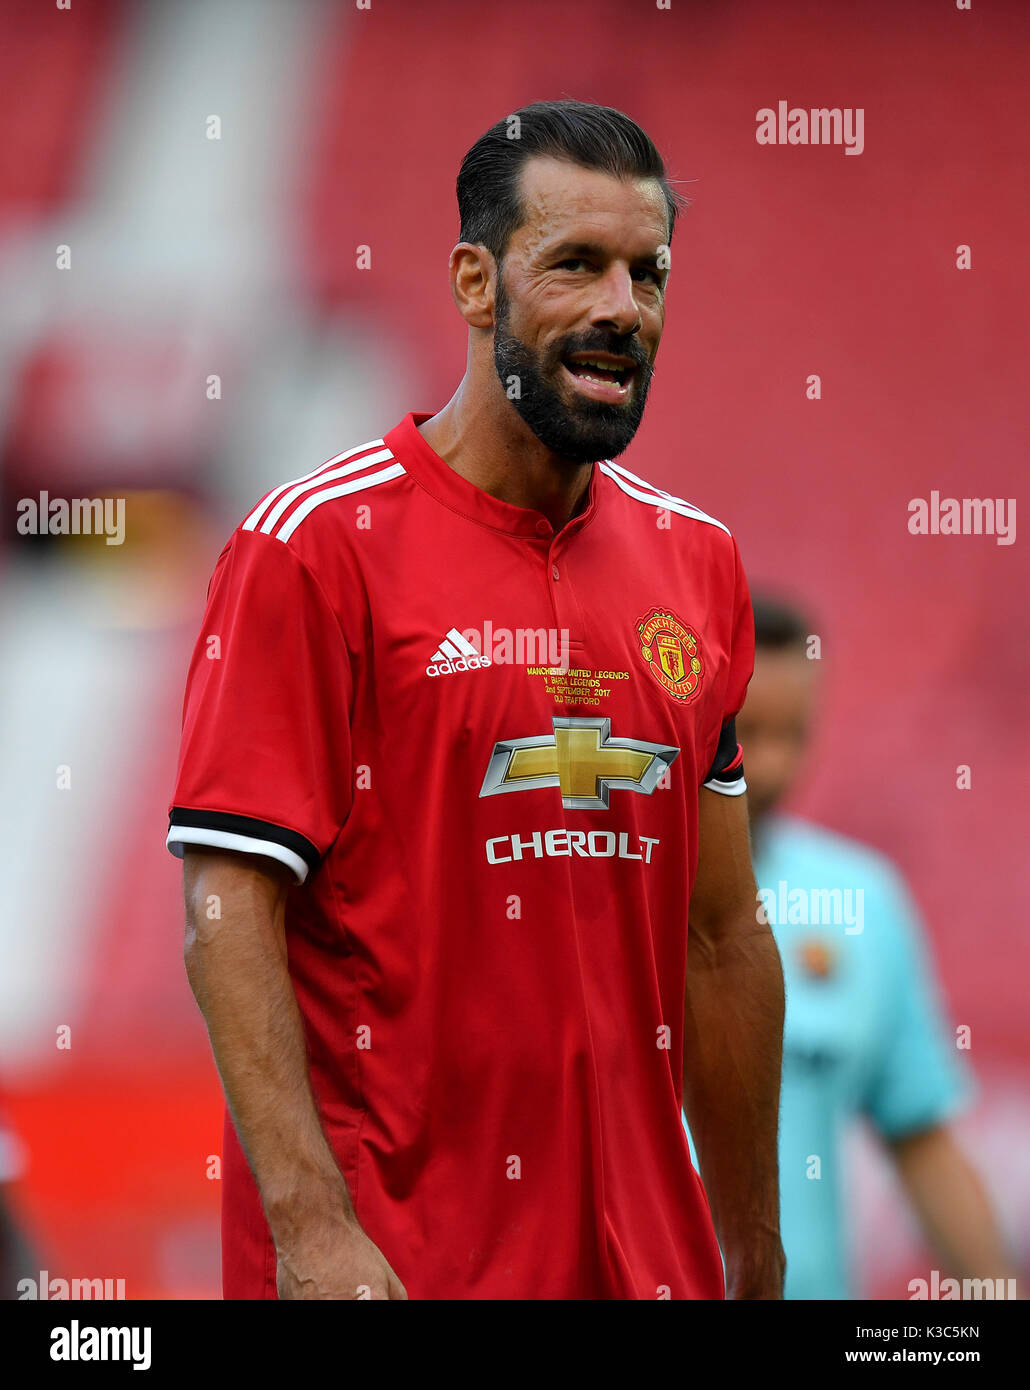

{"left": 183, "top": 846, "right": 407, "bottom": 1300}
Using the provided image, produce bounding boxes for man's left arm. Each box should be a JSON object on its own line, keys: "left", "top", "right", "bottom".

{"left": 887, "top": 1126, "right": 1020, "bottom": 1287}
{"left": 682, "top": 787, "right": 786, "bottom": 1299}
{"left": 861, "top": 870, "right": 1019, "bottom": 1289}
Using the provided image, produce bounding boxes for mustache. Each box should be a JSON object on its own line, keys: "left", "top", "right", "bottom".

{"left": 554, "top": 332, "right": 653, "bottom": 375}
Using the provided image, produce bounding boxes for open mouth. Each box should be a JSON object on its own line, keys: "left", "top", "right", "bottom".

{"left": 561, "top": 353, "right": 637, "bottom": 400}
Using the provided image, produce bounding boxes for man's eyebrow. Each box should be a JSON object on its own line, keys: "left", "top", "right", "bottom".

{"left": 547, "top": 240, "right": 606, "bottom": 259}
{"left": 546, "top": 239, "right": 664, "bottom": 267}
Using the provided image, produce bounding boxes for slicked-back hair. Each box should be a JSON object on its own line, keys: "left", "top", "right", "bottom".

{"left": 457, "top": 99, "right": 685, "bottom": 263}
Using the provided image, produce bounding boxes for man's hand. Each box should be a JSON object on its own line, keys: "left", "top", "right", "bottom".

{"left": 724, "top": 1234, "right": 787, "bottom": 1300}
{"left": 276, "top": 1212, "right": 408, "bottom": 1300}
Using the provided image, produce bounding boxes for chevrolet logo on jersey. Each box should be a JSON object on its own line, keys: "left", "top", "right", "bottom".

{"left": 479, "top": 716, "right": 680, "bottom": 810}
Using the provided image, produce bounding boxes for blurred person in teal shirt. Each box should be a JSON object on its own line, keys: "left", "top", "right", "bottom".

{"left": 686, "top": 596, "right": 1016, "bottom": 1299}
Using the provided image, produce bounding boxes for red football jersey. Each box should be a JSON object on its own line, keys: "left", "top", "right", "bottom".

{"left": 168, "top": 412, "right": 754, "bottom": 1300}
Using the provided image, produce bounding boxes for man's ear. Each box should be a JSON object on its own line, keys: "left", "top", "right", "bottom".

{"left": 450, "top": 242, "right": 497, "bottom": 329}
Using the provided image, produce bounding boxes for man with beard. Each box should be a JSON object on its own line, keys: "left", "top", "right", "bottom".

{"left": 685, "top": 595, "right": 1016, "bottom": 1299}
{"left": 168, "top": 100, "right": 785, "bottom": 1300}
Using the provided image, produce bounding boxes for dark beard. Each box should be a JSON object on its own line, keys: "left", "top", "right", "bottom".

{"left": 492, "top": 272, "right": 654, "bottom": 466}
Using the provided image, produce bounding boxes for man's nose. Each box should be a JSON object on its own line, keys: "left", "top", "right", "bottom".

{"left": 588, "top": 268, "right": 642, "bottom": 337}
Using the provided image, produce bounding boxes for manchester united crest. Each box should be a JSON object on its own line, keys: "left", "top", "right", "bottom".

{"left": 636, "top": 608, "right": 704, "bottom": 702}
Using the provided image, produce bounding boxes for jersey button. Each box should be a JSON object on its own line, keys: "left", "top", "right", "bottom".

{"left": 551, "top": 564, "right": 560, "bottom": 581}
{"left": 535, "top": 519, "right": 551, "bottom": 536}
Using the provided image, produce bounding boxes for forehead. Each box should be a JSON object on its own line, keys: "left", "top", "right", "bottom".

{"left": 511, "top": 154, "right": 670, "bottom": 255}
{"left": 745, "top": 647, "right": 816, "bottom": 708}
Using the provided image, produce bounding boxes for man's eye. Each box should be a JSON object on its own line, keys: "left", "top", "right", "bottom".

{"left": 557, "top": 259, "right": 590, "bottom": 271}
{"left": 632, "top": 267, "right": 661, "bottom": 285}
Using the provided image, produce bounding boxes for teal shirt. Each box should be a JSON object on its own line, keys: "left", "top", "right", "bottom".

{"left": 684, "top": 814, "right": 971, "bottom": 1299}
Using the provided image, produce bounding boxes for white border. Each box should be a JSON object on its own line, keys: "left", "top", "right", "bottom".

{"left": 166, "top": 826, "right": 309, "bottom": 883}
{"left": 703, "top": 775, "right": 748, "bottom": 797}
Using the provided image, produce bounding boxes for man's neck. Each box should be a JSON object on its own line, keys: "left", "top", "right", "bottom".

{"left": 416, "top": 380, "right": 594, "bottom": 531}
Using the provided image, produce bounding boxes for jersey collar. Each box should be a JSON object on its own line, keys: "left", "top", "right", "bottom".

{"left": 386, "top": 411, "right": 601, "bottom": 541}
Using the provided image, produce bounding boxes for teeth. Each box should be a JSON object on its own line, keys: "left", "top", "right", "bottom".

{"left": 578, "top": 373, "right": 625, "bottom": 388}
{"left": 567, "top": 358, "right": 628, "bottom": 389}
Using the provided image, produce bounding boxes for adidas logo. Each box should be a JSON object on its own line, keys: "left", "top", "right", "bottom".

{"left": 426, "top": 627, "right": 493, "bottom": 677}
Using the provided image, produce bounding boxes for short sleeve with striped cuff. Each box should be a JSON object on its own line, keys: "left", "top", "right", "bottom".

{"left": 167, "top": 528, "right": 353, "bottom": 883}
{"left": 703, "top": 717, "right": 746, "bottom": 796}
{"left": 701, "top": 535, "right": 754, "bottom": 797}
